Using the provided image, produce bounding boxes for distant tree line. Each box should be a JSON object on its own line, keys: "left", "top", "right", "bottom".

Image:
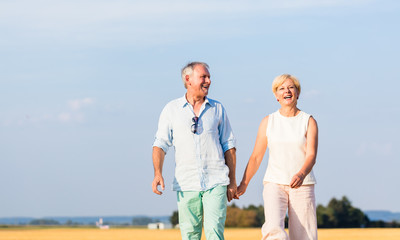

{"left": 29, "top": 219, "right": 60, "bottom": 225}
{"left": 225, "top": 204, "right": 264, "bottom": 227}
{"left": 170, "top": 196, "right": 400, "bottom": 228}
{"left": 132, "top": 216, "right": 154, "bottom": 225}
{"left": 317, "top": 196, "right": 400, "bottom": 228}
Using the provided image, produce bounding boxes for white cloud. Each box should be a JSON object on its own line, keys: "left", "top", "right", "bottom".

{"left": 68, "top": 98, "right": 95, "bottom": 111}
{"left": 58, "top": 112, "right": 71, "bottom": 122}
{"left": 0, "top": 0, "right": 376, "bottom": 47}
{"left": 58, "top": 112, "right": 85, "bottom": 123}
{"left": 1, "top": 113, "right": 54, "bottom": 126}
{"left": 58, "top": 98, "right": 94, "bottom": 123}
{"left": 0, "top": 0, "right": 374, "bottom": 21}
{"left": 1, "top": 98, "right": 96, "bottom": 126}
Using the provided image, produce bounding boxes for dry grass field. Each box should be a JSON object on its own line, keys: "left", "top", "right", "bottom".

{"left": 1, "top": 227, "right": 400, "bottom": 240}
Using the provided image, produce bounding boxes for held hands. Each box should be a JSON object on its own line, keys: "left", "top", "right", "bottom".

{"left": 290, "top": 172, "right": 305, "bottom": 189}
{"left": 227, "top": 182, "right": 239, "bottom": 202}
{"left": 152, "top": 175, "right": 165, "bottom": 195}
{"left": 236, "top": 182, "right": 248, "bottom": 198}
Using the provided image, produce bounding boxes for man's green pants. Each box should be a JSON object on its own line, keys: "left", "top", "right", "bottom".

{"left": 177, "top": 185, "right": 227, "bottom": 240}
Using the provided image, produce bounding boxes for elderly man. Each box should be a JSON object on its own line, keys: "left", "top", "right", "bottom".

{"left": 152, "top": 62, "right": 237, "bottom": 240}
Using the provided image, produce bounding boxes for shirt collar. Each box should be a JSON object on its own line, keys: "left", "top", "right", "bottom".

{"left": 180, "top": 95, "right": 211, "bottom": 108}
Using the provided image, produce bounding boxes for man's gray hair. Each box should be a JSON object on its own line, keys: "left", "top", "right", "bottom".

{"left": 181, "top": 62, "right": 209, "bottom": 89}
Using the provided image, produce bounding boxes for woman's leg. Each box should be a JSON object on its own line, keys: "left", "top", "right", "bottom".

{"left": 287, "top": 185, "right": 317, "bottom": 240}
{"left": 261, "top": 182, "right": 289, "bottom": 240}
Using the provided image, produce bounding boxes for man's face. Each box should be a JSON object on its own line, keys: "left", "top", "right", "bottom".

{"left": 187, "top": 65, "right": 211, "bottom": 97}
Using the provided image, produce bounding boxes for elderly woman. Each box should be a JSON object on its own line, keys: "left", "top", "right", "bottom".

{"left": 237, "top": 74, "right": 318, "bottom": 240}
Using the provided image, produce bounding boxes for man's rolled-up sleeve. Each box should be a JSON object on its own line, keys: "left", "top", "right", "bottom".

{"left": 218, "top": 106, "right": 236, "bottom": 153}
{"left": 153, "top": 105, "right": 173, "bottom": 154}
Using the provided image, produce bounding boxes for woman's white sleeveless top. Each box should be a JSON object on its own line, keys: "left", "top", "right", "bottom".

{"left": 263, "top": 110, "right": 317, "bottom": 185}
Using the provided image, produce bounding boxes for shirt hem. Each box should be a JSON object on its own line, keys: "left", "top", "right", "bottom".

{"left": 173, "top": 182, "right": 229, "bottom": 192}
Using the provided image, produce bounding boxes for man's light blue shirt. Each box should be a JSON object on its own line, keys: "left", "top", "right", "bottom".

{"left": 153, "top": 95, "right": 236, "bottom": 192}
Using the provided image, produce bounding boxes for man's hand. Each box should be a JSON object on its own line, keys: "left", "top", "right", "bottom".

{"left": 152, "top": 175, "right": 165, "bottom": 195}
{"left": 224, "top": 148, "right": 237, "bottom": 202}
{"left": 152, "top": 147, "right": 166, "bottom": 195}
{"left": 227, "top": 182, "right": 238, "bottom": 202}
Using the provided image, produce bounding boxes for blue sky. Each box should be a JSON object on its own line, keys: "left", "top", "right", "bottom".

{"left": 1, "top": 0, "right": 399, "bottom": 218}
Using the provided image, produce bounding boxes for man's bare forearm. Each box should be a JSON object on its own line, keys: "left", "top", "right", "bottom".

{"left": 153, "top": 147, "right": 165, "bottom": 176}
{"left": 224, "top": 148, "right": 237, "bottom": 184}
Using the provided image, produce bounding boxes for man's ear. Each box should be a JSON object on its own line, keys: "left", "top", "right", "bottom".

{"left": 185, "top": 75, "right": 190, "bottom": 85}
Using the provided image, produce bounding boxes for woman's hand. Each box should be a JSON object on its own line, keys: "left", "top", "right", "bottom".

{"left": 290, "top": 172, "right": 305, "bottom": 188}
{"left": 236, "top": 182, "right": 248, "bottom": 197}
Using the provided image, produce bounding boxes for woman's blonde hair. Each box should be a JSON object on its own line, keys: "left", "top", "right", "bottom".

{"left": 272, "top": 74, "right": 301, "bottom": 96}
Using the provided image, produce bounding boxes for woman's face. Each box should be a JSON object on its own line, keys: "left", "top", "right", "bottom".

{"left": 275, "top": 79, "right": 299, "bottom": 106}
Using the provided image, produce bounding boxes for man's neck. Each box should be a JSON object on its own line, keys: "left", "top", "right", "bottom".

{"left": 186, "top": 92, "right": 206, "bottom": 116}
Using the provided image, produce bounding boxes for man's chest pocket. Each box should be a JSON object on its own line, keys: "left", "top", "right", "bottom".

{"left": 198, "top": 117, "right": 219, "bottom": 134}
